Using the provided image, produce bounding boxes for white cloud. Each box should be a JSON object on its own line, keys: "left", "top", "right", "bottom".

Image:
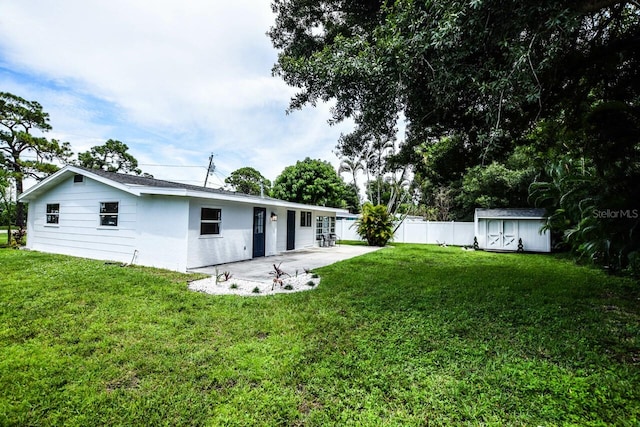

{"left": 0, "top": 0, "right": 354, "bottom": 189}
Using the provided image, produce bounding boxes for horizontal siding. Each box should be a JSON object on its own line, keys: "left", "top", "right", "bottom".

{"left": 27, "top": 176, "right": 138, "bottom": 263}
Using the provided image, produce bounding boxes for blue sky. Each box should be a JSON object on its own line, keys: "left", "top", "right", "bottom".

{"left": 0, "top": 0, "right": 354, "bottom": 188}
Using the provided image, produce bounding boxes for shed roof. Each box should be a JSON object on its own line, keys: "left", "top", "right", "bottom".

{"left": 19, "top": 165, "right": 349, "bottom": 214}
{"left": 475, "top": 208, "right": 547, "bottom": 220}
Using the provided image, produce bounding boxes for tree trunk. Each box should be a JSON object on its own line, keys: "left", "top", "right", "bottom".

{"left": 13, "top": 163, "right": 25, "bottom": 228}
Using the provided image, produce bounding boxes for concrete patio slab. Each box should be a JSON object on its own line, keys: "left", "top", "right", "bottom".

{"left": 189, "top": 245, "right": 382, "bottom": 281}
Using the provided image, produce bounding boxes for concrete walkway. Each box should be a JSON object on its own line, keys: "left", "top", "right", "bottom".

{"left": 189, "top": 245, "right": 382, "bottom": 281}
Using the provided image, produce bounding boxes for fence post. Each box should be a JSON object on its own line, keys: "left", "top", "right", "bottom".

{"left": 451, "top": 221, "right": 455, "bottom": 245}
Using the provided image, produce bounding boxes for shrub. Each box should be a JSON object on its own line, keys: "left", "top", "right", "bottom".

{"left": 252, "top": 286, "right": 260, "bottom": 294}
{"left": 354, "top": 203, "right": 395, "bottom": 246}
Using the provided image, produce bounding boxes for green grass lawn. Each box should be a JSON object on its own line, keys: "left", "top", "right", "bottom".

{"left": 1, "top": 246, "right": 639, "bottom": 426}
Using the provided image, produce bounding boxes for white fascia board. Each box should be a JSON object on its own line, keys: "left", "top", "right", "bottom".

{"left": 18, "top": 167, "right": 68, "bottom": 201}
{"left": 477, "top": 215, "right": 545, "bottom": 220}
{"left": 136, "top": 187, "right": 189, "bottom": 197}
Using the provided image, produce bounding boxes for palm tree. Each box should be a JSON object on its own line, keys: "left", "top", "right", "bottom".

{"left": 364, "top": 138, "right": 395, "bottom": 205}
{"left": 338, "top": 156, "right": 365, "bottom": 205}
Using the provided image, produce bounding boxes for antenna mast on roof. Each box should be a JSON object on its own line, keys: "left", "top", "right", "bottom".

{"left": 204, "top": 153, "right": 215, "bottom": 187}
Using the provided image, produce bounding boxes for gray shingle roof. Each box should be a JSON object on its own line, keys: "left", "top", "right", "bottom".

{"left": 475, "top": 208, "right": 547, "bottom": 218}
{"left": 75, "top": 166, "right": 278, "bottom": 201}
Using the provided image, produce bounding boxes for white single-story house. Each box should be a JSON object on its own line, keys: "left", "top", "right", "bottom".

{"left": 18, "top": 166, "right": 348, "bottom": 272}
{"left": 474, "top": 208, "right": 551, "bottom": 252}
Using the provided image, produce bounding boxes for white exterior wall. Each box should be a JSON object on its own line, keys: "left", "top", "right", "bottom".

{"left": 136, "top": 195, "right": 190, "bottom": 271}
{"left": 272, "top": 208, "right": 324, "bottom": 251}
{"left": 26, "top": 175, "right": 139, "bottom": 264}
{"left": 514, "top": 220, "right": 550, "bottom": 252}
{"left": 24, "top": 176, "right": 194, "bottom": 271}
{"left": 186, "top": 198, "right": 254, "bottom": 268}
{"left": 475, "top": 218, "right": 486, "bottom": 249}
{"left": 274, "top": 207, "right": 289, "bottom": 252}
{"left": 186, "top": 201, "right": 331, "bottom": 268}
{"left": 304, "top": 210, "right": 321, "bottom": 247}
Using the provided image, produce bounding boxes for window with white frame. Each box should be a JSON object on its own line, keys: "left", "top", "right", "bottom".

{"left": 99, "top": 202, "right": 119, "bottom": 227}
{"left": 200, "top": 207, "right": 222, "bottom": 235}
{"left": 300, "top": 211, "right": 312, "bottom": 227}
{"left": 316, "top": 216, "right": 336, "bottom": 240}
{"left": 46, "top": 203, "right": 60, "bottom": 224}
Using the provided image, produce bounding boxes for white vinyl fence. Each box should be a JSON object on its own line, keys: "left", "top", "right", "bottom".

{"left": 336, "top": 217, "right": 475, "bottom": 246}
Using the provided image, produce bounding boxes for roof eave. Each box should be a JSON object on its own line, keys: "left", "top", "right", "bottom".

{"left": 179, "top": 189, "right": 348, "bottom": 213}
{"left": 19, "top": 165, "right": 350, "bottom": 215}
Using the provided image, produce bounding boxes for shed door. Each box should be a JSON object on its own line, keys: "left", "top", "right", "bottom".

{"left": 487, "top": 220, "right": 502, "bottom": 249}
{"left": 502, "top": 220, "right": 517, "bottom": 249}
{"left": 486, "top": 219, "right": 518, "bottom": 250}
{"left": 253, "top": 207, "right": 266, "bottom": 258}
{"left": 286, "top": 210, "right": 295, "bottom": 250}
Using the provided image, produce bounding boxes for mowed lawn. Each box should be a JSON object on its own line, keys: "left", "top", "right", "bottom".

{"left": 1, "top": 246, "right": 639, "bottom": 426}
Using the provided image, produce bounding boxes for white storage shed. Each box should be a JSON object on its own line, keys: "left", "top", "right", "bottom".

{"left": 474, "top": 208, "right": 551, "bottom": 253}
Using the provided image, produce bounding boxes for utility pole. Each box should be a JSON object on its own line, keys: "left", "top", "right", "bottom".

{"left": 204, "top": 153, "right": 215, "bottom": 187}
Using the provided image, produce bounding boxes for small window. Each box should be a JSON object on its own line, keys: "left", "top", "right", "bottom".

{"left": 46, "top": 203, "right": 60, "bottom": 224}
{"left": 200, "top": 207, "right": 221, "bottom": 235}
{"left": 73, "top": 174, "right": 84, "bottom": 183}
{"left": 300, "top": 211, "right": 312, "bottom": 227}
{"left": 100, "top": 202, "right": 119, "bottom": 226}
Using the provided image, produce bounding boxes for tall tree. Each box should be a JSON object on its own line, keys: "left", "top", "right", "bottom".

{"left": 270, "top": 0, "right": 640, "bottom": 267}
{"left": 76, "top": 139, "right": 142, "bottom": 175}
{"left": 224, "top": 167, "right": 271, "bottom": 196}
{"left": 0, "top": 92, "right": 72, "bottom": 226}
{"left": 270, "top": 0, "right": 639, "bottom": 163}
{"left": 338, "top": 155, "right": 364, "bottom": 204}
{"left": 272, "top": 157, "right": 349, "bottom": 207}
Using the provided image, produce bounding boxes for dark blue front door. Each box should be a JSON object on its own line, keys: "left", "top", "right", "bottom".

{"left": 253, "top": 207, "right": 266, "bottom": 258}
{"left": 286, "top": 210, "right": 295, "bottom": 250}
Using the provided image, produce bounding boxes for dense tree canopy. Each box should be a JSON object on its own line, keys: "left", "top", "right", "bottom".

{"left": 76, "top": 139, "right": 142, "bottom": 175}
{"left": 0, "top": 92, "right": 72, "bottom": 225}
{"left": 224, "top": 167, "right": 271, "bottom": 196}
{"left": 272, "top": 157, "right": 350, "bottom": 208}
{"left": 271, "top": 0, "right": 640, "bottom": 269}
{"left": 270, "top": 0, "right": 638, "bottom": 158}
